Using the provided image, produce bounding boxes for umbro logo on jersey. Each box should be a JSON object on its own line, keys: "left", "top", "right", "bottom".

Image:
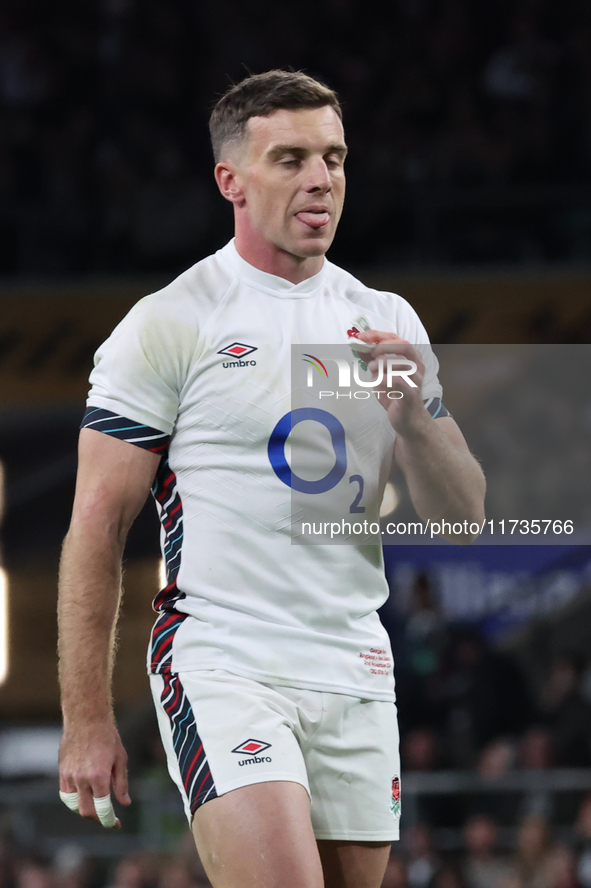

{"left": 232, "top": 739, "right": 272, "bottom": 766}
{"left": 218, "top": 342, "right": 258, "bottom": 368}
{"left": 219, "top": 342, "right": 258, "bottom": 358}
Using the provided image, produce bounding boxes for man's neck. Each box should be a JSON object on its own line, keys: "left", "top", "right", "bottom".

{"left": 234, "top": 232, "right": 324, "bottom": 284}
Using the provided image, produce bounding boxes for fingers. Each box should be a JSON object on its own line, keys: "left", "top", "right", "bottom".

{"left": 112, "top": 754, "right": 132, "bottom": 807}
{"left": 59, "top": 773, "right": 78, "bottom": 794}
{"left": 78, "top": 781, "right": 108, "bottom": 823}
{"left": 362, "top": 336, "right": 425, "bottom": 390}
{"left": 357, "top": 331, "right": 422, "bottom": 372}
{"left": 59, "top": 764, "right": 120, "bottom": 828}
{"left": 93, "top": 794, "right": 120, "bottom": 829}
{"left": 59, "top": 788, "right": 121, "bottom": 829}
{"left": 358, "top": 329, "right": 405, "bottom": 345}
{"left": 58, "top": 730, "right": 129, "bottom": 830}
{"left": 59, "top": 790, "right": 80, "bottom": 814}
{"left": 369, "top": 340, "right": 417, "bottom": 361}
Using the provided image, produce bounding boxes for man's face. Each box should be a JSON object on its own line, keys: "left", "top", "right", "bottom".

{"left": 230, "top": 106, "right": 347, "bottom": 262}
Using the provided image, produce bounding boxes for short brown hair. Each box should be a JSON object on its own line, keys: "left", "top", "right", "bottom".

{"left": 209, "top": 70, "right": 342, "bottom": 163}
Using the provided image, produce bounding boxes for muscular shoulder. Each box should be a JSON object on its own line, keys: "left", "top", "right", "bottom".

{"left": 120, "top": 249, "right": 233, "bottom": 338}
{"left": 324, "top": 261, "right": 429, "bottom": 343}
{"left": 88, "top": 250, "right": 234, "bottom": 431}
{"left": 103, "top": 249, "right": 233, "bottom": 365}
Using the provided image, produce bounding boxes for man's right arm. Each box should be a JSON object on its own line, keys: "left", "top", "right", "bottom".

{"left": 58, "top": 428, "right": 161, "bottom": 826}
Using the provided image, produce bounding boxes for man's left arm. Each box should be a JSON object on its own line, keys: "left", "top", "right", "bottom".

{"left": 358, "top": 330, "right": 486, "bottom": 544}
{"left": 393, "top": 413, "right": 485, "bottom": 544}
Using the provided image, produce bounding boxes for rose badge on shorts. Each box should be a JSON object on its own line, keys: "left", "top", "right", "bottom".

{"left": 390, "top": 775, "right": 401, "bottom": 817}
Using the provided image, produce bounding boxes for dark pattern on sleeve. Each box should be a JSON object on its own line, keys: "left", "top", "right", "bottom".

{"left": 423, "top": 397, "right": 451, "bottom": 419}
{"left": 81, "top": 407, "right": 170, "bottom": 453}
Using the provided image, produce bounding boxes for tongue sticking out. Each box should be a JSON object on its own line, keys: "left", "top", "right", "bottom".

{"left": 297, "top": 211, "right": 330, "bottom": 229}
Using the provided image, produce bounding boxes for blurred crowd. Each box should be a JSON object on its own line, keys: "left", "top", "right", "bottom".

{"left": 5, "top": 796, "right": 591, "bottom": 888}
{"left": 2, "top": 0, "right": 591, "bottom": 276}
{"left": 382, "top": 799, "right": 591, "bottom": 888}
{"left": 383, "top": 573, "right": 591, "bottom": 773}
{"left": 0, "top": 837, "right": 214, "bottom": 888}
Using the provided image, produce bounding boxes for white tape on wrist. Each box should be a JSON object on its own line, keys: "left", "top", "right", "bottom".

{"left": 93, "top": 794, "right": 119, "bottom": 829}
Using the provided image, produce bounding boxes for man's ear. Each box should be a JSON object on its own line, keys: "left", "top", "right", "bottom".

{"left": 214, "top": 161, "right": 245, "bottom": 206}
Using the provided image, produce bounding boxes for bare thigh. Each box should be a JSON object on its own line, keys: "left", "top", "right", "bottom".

{"left": 192, "top": 780, "right": 324, "bottom": 888}
{"left": 318, "top": 840, "right": 391, "bottom": 888}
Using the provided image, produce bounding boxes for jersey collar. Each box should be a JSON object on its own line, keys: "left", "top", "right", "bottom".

{"left": 219, "top": 240, "right": 326, "bottom": 298}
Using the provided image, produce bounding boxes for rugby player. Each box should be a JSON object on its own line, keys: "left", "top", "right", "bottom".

{"left": 58, "top": 70, "right": 485, "bottom": 888}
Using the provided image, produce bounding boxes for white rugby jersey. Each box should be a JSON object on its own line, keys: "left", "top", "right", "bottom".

{"left": 84, "top": 240, "right": 444, "bottom": 701}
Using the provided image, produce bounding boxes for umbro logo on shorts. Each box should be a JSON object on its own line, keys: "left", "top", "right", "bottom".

{"left": 232, "top": 739, "right": 271, "bottom": 755}
{"left": 232, "top": 739, "right": 272, "bottom": 766}
{"left": 218, "top": 342, "right": 258, "bottom": 368}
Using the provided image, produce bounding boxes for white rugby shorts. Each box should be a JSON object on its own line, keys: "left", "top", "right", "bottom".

{"left": 150, "top": 668, "right": 401, "bottom": 841}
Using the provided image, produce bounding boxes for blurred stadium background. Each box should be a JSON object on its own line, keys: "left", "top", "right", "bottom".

{"left": 1, "top": 0, "right": 591, "bottom": 886}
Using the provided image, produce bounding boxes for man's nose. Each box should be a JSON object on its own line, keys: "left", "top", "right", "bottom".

{"left": 305, "top": 157, "right": 331, "bottom": 192}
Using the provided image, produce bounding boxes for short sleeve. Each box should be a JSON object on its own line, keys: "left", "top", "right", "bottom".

{"left": 392, "top": 298, "right": 443, "bottom": 403}
{"left": 80, "top": 407, "right": 171, "bottom": 453}
{"left": 416, "top": 342, "right": 443, "bottom": 403}
{"left": 86, "top": 293, "right": 198, "bottom": 436}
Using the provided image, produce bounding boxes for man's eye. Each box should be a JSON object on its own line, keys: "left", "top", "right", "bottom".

{"left": 280, "top": 158, "right": 299, "bottom": 167}
{"left": 326, "top": 156, "right": 342, "bottom": 168}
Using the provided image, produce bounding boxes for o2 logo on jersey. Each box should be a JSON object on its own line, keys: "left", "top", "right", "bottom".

{"left": 268, "top": 409, "right": 347, "bottom": 494}
{"left": 267, "top": 409, "right": 366, "bottom": 512}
